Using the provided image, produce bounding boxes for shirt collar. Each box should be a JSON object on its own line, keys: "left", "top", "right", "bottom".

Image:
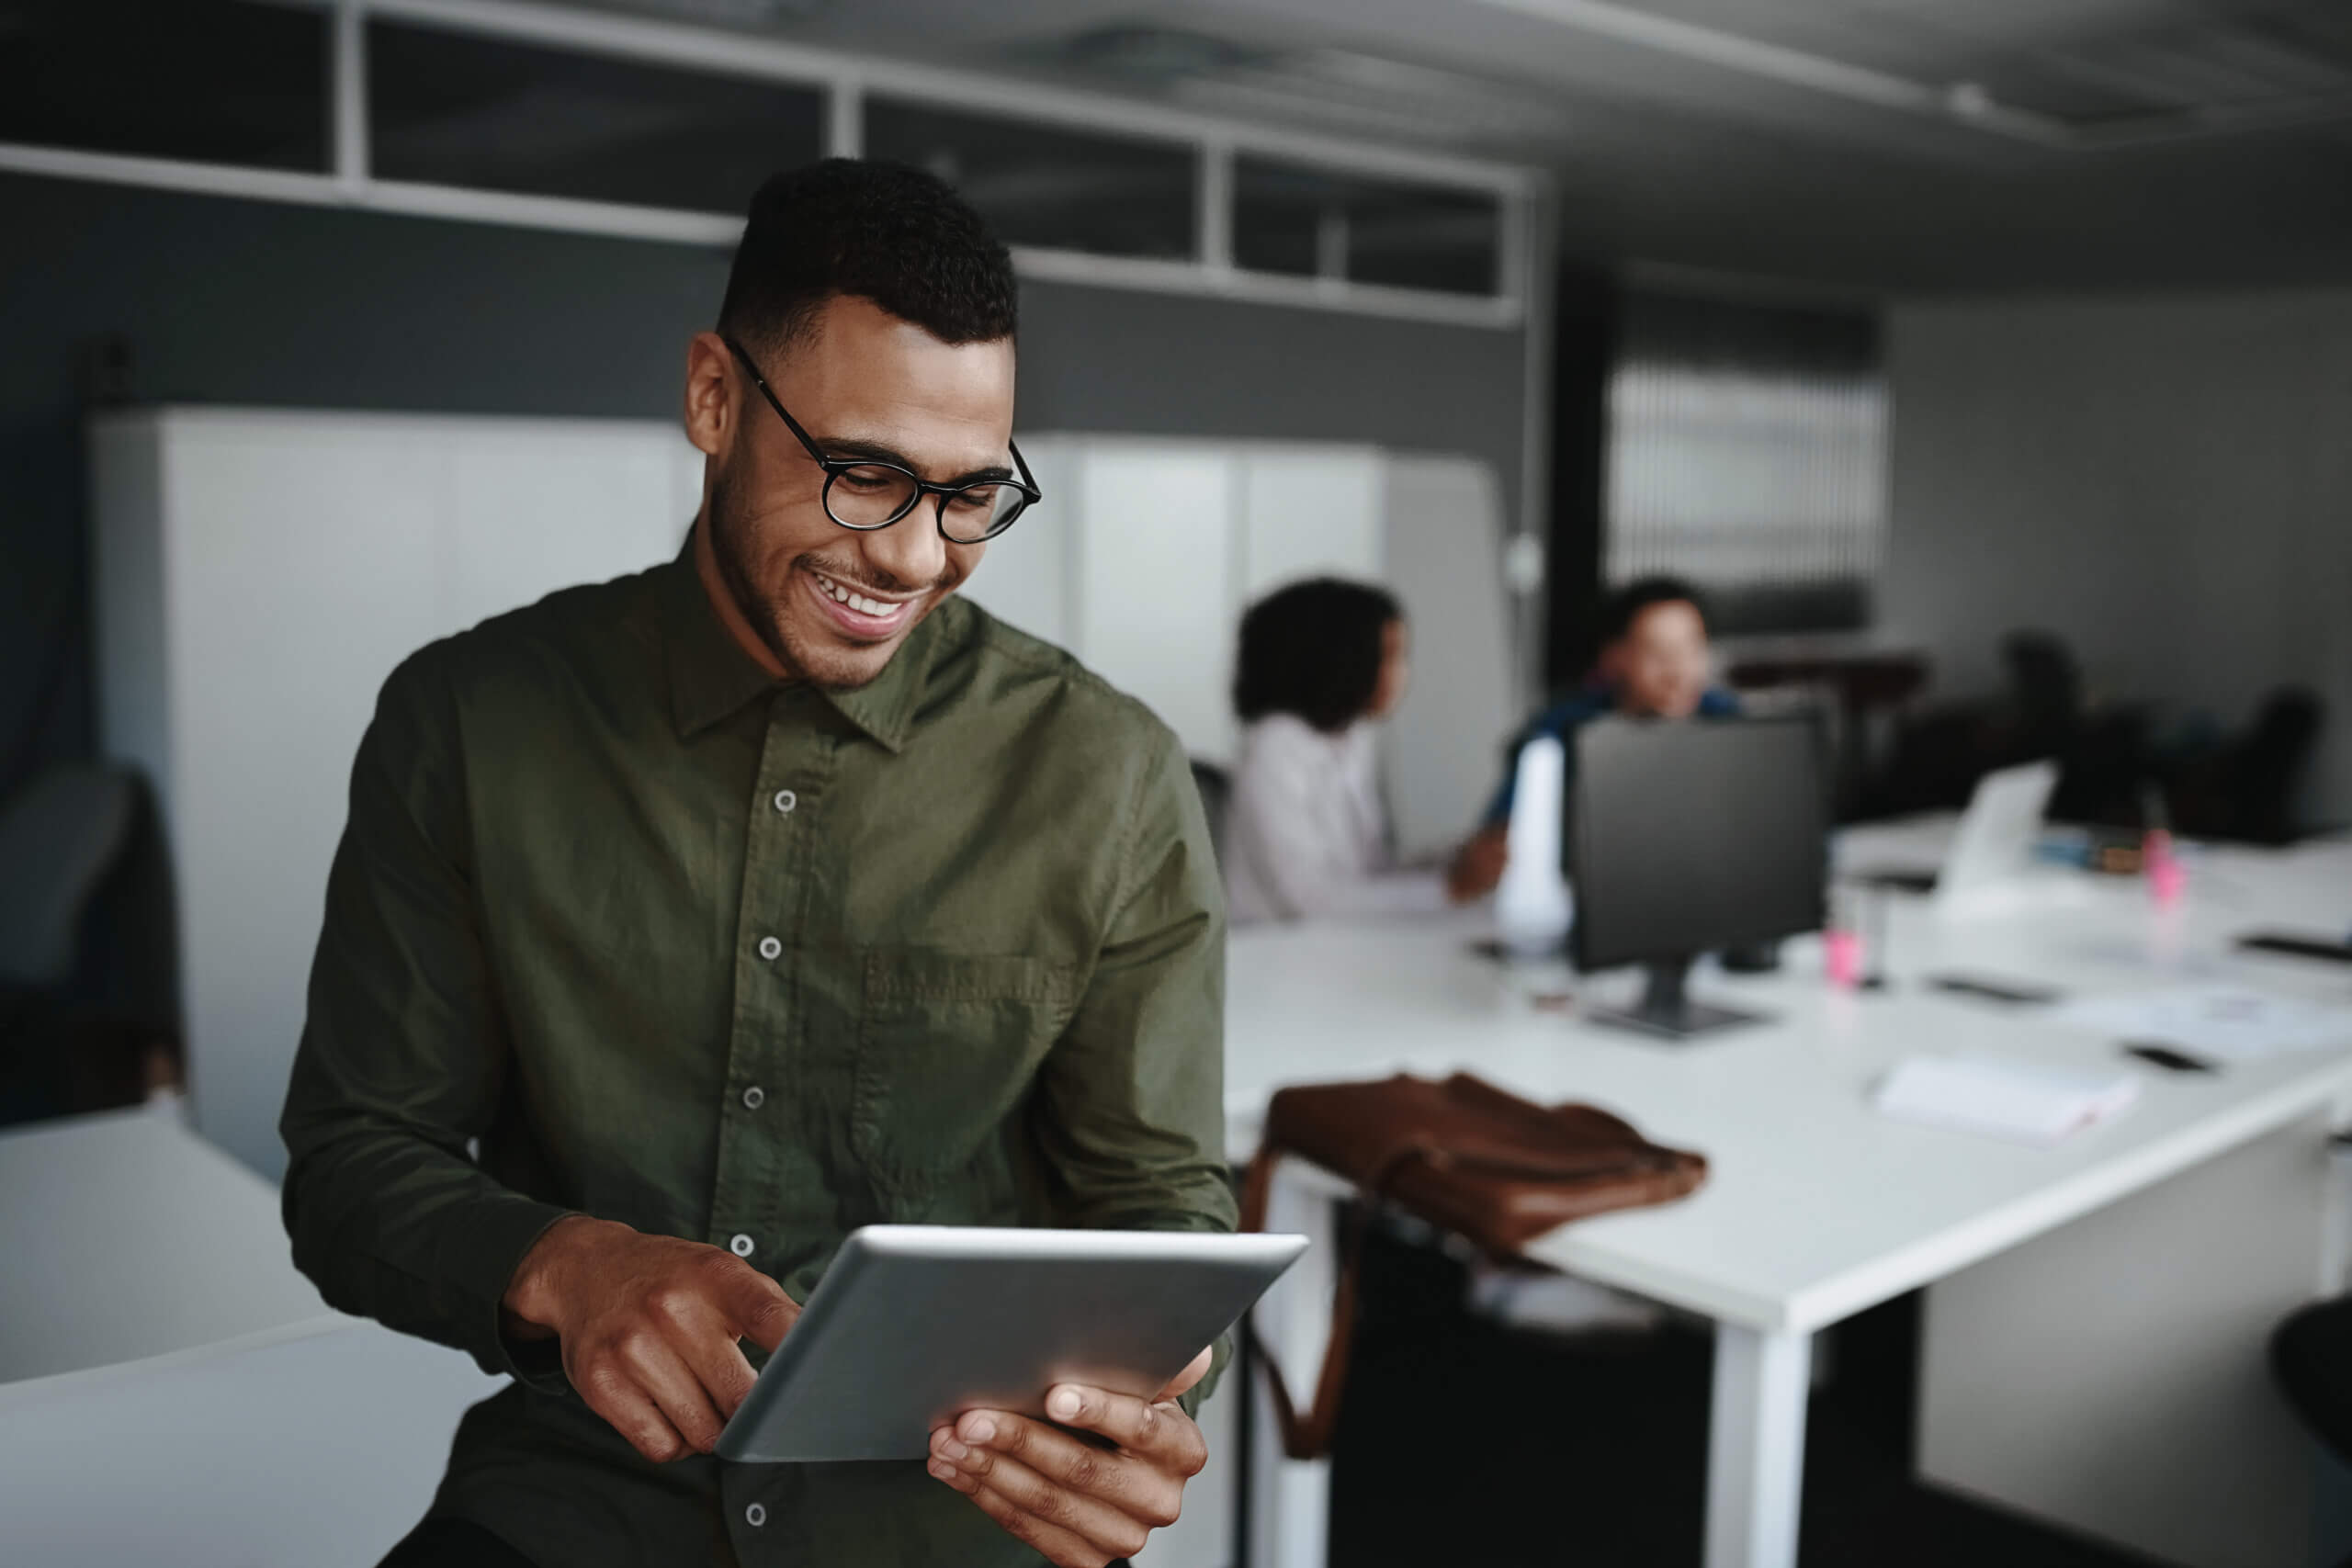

{"left": 811, "top": 615, "right": 932, "bottom": 754}
{"left": 657, "top": 540, "right": 928, "bottom": 753}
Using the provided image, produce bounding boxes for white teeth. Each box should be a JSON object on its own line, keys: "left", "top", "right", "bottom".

{"left": 816, "top": 573, "right": 899, "bottom": 620}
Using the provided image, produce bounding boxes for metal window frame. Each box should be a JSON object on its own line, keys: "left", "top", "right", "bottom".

{"left": 0, "top": 0, "right": 1559, "bottom": 682}
{"left": 0, "top": 0, "right": 1537, "bottom": 329}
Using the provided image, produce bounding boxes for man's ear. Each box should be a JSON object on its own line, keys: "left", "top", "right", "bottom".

{"left": 683, "top": 332, "right": 735, "bottom": 459}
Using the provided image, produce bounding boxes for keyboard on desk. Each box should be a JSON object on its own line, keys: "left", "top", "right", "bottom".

{"left": 1858, "top": 867, "right": 1940, "bottom": 896}
{"left": 2238, "top": 930, "right": 2352, "bottom": 965}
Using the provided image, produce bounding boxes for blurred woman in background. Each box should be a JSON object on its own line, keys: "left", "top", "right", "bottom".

{"left": 1224, "top": 578, "right": 1492, "bottom": 922}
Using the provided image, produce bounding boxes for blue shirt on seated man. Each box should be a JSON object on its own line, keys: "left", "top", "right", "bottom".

{"left": 1450, "top": 575, "right": 1740, "bottom": 899}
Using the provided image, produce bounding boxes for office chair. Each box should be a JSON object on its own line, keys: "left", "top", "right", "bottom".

{"left": 2223, "top": 687, "right": 2323, "bottom": 844}
{"left": 0, "top": 763, "right": 175, "bottom": 1123}
{"left": 1187, "top": 758, "right": 1231, "bottom": 871}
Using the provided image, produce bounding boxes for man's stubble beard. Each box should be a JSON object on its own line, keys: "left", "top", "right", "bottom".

{"left": 706, "top": 464, "right": 910, "bottom": 693}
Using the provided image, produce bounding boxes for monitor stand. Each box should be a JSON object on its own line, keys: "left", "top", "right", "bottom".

{"left": 1583, "top": 957, "right": 1770, "bottom": 1041}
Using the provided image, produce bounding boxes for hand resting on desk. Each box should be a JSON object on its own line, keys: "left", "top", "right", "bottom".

{"left": 1448, "top": 822, "right": 1510, "bottom": 903}
{"left": 928, "top": 1347, "right": 1214, "bottom": 1568}
{"left": 501, "top": 1214, "right": 801, "bottom": 1463}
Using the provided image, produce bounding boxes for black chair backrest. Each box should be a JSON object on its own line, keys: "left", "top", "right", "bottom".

{"left": 1187, "top": 759, "right": 1231, "bottom": 871}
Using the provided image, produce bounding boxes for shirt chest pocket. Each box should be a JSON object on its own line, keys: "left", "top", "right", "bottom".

{"left": 851, "top": 950, "right": 1079, "bottom": 1194}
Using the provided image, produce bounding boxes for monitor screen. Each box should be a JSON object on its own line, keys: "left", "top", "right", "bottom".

{"left": 1568, "top": 715, "right": 1827, "bottom": 972}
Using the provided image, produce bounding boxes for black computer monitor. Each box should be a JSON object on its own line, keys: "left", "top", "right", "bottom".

{"left": 1568, "top": 715, "right": 1828, "bottom": 1039}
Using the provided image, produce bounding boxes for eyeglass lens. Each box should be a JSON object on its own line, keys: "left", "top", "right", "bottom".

{"left": 824, "top": 465, "right": 1025, "bottom": 543}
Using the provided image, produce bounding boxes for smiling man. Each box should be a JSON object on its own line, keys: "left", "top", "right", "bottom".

{"left": 280, "top": 160, "right": 1235, "bottom": 1568}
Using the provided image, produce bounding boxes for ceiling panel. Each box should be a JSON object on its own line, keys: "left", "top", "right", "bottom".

{"left": 559, "top": 0, "right": 2352, "bottom": 292}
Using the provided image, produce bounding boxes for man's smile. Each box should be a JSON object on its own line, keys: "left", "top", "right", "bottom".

{"left": 802, "top": 564, "right": 919, "bottom": 642}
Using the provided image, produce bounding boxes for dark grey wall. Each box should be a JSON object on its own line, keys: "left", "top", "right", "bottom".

{"left": 0, "top": 169, "right": 1523, "bottom": 794}
{"left": 1013, "top": 282, "right": 1524, "bottom": 494}
{"left": 1883, "top": 290, "right": 2352, "bottom": 828}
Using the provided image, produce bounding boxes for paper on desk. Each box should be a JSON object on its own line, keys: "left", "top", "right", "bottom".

{"left": 2044, "top": 986, "right": 2352, "bottom": 1064}
{"left": 1873, "top": 1054, "right": 2141, "bottom": 1146}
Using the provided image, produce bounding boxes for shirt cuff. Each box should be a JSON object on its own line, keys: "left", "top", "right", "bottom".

{"left": 458, "top": 1199, "right": 581, "bottom": 1394}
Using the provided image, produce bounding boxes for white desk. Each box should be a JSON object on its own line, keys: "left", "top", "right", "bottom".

{"left": 0, "top": 1317, "right": 505, "bottom": 1567}
{"left": 0, "top": 1108, "right": 503, "bottom": 1565}
{"left": 0, "top": 1104, "right": 336, "bottom": 1382}
{"left": 1228, "top": 827, "right": 2352, "bottom": 1568}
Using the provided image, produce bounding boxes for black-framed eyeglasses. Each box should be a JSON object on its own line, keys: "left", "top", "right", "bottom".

{"left": 721, "top": 335, "right": 1039, "bottom": 545}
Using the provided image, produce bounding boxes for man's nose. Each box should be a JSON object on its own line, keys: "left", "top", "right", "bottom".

{"left": 858, "top": 501, "right": 948, "bottom": 591}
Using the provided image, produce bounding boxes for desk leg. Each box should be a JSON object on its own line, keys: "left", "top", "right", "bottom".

{"left": 1246, "top": 1165, "right": 1336, "bottom": 1568}
{"left": 1704, "top": 1323, "right": 1811, "bottom": 1568}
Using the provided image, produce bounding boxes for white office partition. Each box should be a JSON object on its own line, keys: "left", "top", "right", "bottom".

{"left": 91, "top": 408, "right": 699, "bottom": 1177}
{"left": 1236, "top": 446, "right": 1385, "bottom": 601}
{"left": 440, "top": 430, "right": 695, "bottom": 629}
{"left": 1070, "top": 442, "right": 1243, "bottom": 765}
{"left": 1380, "top": 456, "right": 1522, "bottom": 859}
{"left": 956, "top": 434, "right": 1078, "bottom": 649}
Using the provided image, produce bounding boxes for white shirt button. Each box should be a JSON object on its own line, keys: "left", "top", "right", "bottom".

{"left": 756, "top": 935, "right": 782, "bottom": 961}
{"left": 730, "top": 1233, "right": 755, "bottom": 1258}
{"left": 745, "top": 1502, "right": 767, "bottom": 1528}
{"left": 741, "top": 1086, "right": 765, "bottom": 1111}
{"left": 771, "top": 789, "right": 797, "bottom": 815}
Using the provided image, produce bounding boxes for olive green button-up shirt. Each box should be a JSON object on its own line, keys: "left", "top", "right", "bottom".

{"left": 279, "top": 546, "right": 1236, "bottom": 1568}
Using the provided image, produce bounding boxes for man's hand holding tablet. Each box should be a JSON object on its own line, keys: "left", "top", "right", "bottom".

{"left": 928, "top": 1347, "right": 1215, "bottom": 1567}
{"left": 500, "top": 1214, "right": 801, "bottom": 1463}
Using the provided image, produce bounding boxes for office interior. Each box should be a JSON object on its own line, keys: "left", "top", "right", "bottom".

{"left": 3, "top": 1, "right": 2350, "bottom": 1565}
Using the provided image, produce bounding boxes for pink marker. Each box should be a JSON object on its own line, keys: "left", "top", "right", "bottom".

{"left": 1825, "top": 927, "right": 1864, "bottom": 989}
{"left": 2145, "top": 828, "right": 2186, "bottom": 906}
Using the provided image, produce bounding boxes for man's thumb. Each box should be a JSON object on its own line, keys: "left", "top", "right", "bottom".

{"left": 1154, "top": 1346, "right": 1214, "bottom": 1403}
{"left": 726, "top": 1265, "right": 799, "bottom": 1352}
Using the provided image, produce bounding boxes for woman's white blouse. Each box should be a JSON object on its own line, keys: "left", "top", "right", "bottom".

{"left": 1223, "top": 714, "right": 1449, "bottom": 924}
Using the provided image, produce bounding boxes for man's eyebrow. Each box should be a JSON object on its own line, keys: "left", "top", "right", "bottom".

{"left": 814, "top": 434, "right": 1013, "bottom": 488}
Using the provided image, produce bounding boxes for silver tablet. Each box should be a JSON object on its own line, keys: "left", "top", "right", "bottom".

{"left": 715, "top": 1225, "right": 1307, "bottom": 1463}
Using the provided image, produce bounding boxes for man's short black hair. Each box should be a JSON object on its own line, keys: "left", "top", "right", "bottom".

{"left": 1232, "top": 578, "right": 1404, "bottom": 736}
{"left": 1600, "top": 575, "right": 1710, "bottom": 644}
{"left": 717, "top": 159, "right": 1017, "bottom": 358}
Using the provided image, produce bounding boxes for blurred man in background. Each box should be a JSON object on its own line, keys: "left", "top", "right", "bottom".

{"left": 1449, "top": 575, "right": 1738, "bottom": 899}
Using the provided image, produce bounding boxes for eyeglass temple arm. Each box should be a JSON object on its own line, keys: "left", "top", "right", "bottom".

{"left": 720, "top": 335, "right": 831, "bottom": 460}
{"left": 729, "top": 332, "right": 1037, "bottom": 502}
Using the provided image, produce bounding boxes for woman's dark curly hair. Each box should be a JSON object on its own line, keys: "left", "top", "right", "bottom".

{"left": 1232, "top": 577, "right": 1404, "bottom": 735}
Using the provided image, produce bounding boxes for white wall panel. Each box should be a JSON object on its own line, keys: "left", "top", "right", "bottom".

{"left": 93, "top": 409, "right": 693, "bottom": 1176}
{"left": 1380, "top": 456, "right": 1520, "bottom": 859}
{"left": 1237, "top": 446, "right": 1385, "bottom": 601}
{"left": 164, "top": 418, "right": 445, "bottom": 1177}
{"left": 438, "top": 423, "right": 692, "bottom": 632}
{"left": 1072, "top": 444, "right": 1241, "bottom": 765}
{"left": 957, "top": 434, "right": 1078, "bottom": 650}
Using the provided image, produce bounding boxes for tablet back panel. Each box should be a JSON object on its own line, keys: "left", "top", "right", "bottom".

{"left": 718, "top": 1226, "right": 1306, "bottom": 1462}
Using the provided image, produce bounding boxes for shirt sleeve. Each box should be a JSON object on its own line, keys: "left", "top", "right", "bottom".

{"left": 278, "top": 647, "right": 575, "bottom": 1389}
{"left": 1030, "top": 721, "right": 1240, "bottom": 1411}
{"left": 1482, "top": 716, "right": 1540, "bottom": 828}
{"left": 1483, "top": 694, "right": 1606, "bottom": 828}
{"left": 1229, "top": 722, "right": 1450, "bottom": 921}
